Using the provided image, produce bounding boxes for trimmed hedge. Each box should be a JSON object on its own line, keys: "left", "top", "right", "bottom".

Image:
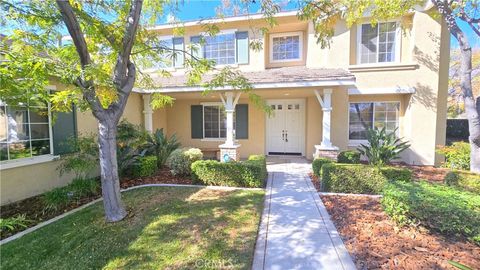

{"left": 191, "top": 155, "right": 267, "bottom": 188}
{"left": 337, "top": 150, "right": 361, "bottom": 164}
{"left": 445, "top": 170, "right": 480, "bottom": 193}
{"left": 132, "top": 156, "right": 158, "bottom": 177}
{"left": 312, "top": 158, "right": 334, "bottom": 177}
{"left": 321, "top": 163, "right": 412, "bottom": 194}
{"left": 382, "top": 181, "right": 480, "bottom": 245}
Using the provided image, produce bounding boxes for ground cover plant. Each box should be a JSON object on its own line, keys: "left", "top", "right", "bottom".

{"left": 0, "top": 187, "right": 264, "bottom": 270}
{"left": 445, "top": 170, "right": 480, "bottom": 193}
{"left": 382, "top": 181, "right": 480, "bottom": 245}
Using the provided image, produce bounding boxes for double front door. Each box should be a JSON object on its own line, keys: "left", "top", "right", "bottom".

{"left": 266, "top": 99, "right": 305, "bottom": 156}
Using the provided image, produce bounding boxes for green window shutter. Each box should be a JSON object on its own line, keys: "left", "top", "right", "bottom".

{"left": 173, "top": 37, "right": 184, "bottom": 68}
{"left": 191, "top": 105, "right": 203, "bottom": 139}
{"left": 235, "top": 104, "right": 248, "bottom": 139}
{"left": 190, "top": 36, "right": 203, "bottom": 59}
{"left": 235, "top": 31, "right": 249, "bottom": 64}
{"left": 52, "top": 107, "right": 77, "bottom": 155}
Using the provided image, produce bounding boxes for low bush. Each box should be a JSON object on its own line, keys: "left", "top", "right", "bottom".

{"left": 167, "top": 148, "right": 203, "bottom": 176}
{"left": 132, "top": 156, "right": 158, "bottom": 177}
{"left": 437, "top": 142, "right": 470, "bottom": 170}
{"left": 245, "top": 155, "right": 268, "bottom": 181}
{"left": 337, "top": 150, "right": 361, "bottom": 164}
{"left": 382, "top": 181, "right": 480, "bottom": 245}
{"left": 312, "top": 158, "right": 334, "bottom": 177}
{"left": 321, "top": 163, "right": 411, "bottom": 194}
{"left": 42, "top": 178, "right": 100, "bottom": 212}
{"left": 444, "top": 170, "right": 480, "bottom": 193}
{"left": 42, "top": 187, "right": 70, "bottom": 212}
{"left": 191, "top": 155, "right": 267, "bottom": 188}
{"left": 0, "top": 215, "right": 29, "bottom": 233}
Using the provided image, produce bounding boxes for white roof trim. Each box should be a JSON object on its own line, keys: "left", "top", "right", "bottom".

{"left": 134, "top": 79, "right": 356, "bottom": 94}
{"left": 348, "top": 87, "right": 416, "bottom": 95}
{"left": 147, "top": 11, "right": 298, "bottom": 31}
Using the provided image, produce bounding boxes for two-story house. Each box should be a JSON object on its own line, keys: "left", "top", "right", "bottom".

{"left": 0, "top": 9, "right": 450, "bottom": 205}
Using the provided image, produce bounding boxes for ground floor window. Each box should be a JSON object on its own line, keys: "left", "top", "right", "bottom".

{"left": 203, "top": 104, "right": 235, "bottom": 139}
{"left": 0, "top": 101, "right": 52, "bottom": 161}
{"left": 348, "top": 102, "right": 399, "bottom": 140}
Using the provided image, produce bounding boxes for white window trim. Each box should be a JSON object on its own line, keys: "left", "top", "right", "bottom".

{"left": 347, "top": 101, "right": 400, "bottom": 143}
{"left": 199, "top": 29, "right": 238, "bottom": 66}
{"left": 269, "top": 31, "right": 304, "bottom": 63}
{"left": 356, "top": 21, "right": 401, "bottom": 65}
{"left": 202, "top": 102, "right": 226, "bottom": 140}
{"left": 1, "top": 93, "right": 56, "bottom": 167}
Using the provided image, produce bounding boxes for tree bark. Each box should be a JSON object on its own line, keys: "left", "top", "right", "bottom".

{"left": 433, "top": 0, "right": 480, "bottom": 173}
{"left": 97, "top": 117, "right": 127, "bottom": 222}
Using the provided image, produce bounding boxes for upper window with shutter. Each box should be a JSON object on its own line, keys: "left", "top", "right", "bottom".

{"left": 190, "top": 30, "right": 249, "bottom": 66}
{"left": 145, "top": 36, "right": 185, "bottom": 70}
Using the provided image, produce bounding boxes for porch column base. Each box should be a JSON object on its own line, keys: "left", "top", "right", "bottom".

{"left": 313, "top": 145, "right": 339, "bottom": 161}
{"left": 219, "top": 144, "right": 241, "bottom": 162}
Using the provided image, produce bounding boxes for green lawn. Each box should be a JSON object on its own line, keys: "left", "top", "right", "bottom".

{"left": 0, "top": 186, "right": 264, "bottom": 270}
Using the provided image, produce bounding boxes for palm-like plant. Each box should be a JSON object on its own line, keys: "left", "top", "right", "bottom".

{"left": 145, "top": 129, "right": 181, "bottom": 168}
{"left": 357, "top": 127, "right": 410, "bottom": 167}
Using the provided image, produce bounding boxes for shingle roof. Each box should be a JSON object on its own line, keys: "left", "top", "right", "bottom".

{"left": 148, "top": 66, "right": 355, "bottom": 89}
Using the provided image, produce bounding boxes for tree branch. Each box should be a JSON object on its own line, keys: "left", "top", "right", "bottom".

{"left": 113, "top": 0, "right": 143, "bottom": 89}
{"left": 56, "top": 0, "right": 91, "bottom": 68}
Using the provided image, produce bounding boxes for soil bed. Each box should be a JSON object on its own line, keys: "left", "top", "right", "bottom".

{"left": 0, "top": 168, "right": 194, "bottom": 240}
{"left": 322, "top": 195, "right": 480, "bottom": 269}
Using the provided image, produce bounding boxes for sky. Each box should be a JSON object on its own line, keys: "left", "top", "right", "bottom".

{"left": 163, "top": 0, "right": 479, "bottom": 49}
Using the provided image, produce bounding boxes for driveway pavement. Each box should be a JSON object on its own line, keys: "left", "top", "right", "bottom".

{"left": 252, "top": 157, "right": 356, "bottom": 270}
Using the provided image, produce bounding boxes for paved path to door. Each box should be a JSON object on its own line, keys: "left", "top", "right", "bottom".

{"left": 252, "top": 157, "right": 356, "bottom": 270}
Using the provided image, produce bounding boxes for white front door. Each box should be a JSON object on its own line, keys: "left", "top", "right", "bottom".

{"left": 266, "top": 99, "right": 305, "bottom": 155}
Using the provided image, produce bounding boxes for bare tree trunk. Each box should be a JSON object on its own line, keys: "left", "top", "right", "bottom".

{"left": 97, "top": 117, "right": 127, "bottom": 222}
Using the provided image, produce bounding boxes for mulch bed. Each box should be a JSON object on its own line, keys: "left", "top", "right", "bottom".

{"left": 0, "top": 168, "right": 194, "bottom": 240}
{"left": 393, "top": 164, "right": 450, "bottom": 183}
{"left": 322, "top": 195, "right": 480, "bottom": 269}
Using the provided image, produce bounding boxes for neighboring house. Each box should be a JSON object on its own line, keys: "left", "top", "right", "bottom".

{"left": 0, "top": 9, "right": 450, "bottom": 205}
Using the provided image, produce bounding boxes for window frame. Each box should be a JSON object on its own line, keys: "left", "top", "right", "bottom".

{"left": 356, "top": 21, "right": 401, "bottom": 65}
{"left": 201, "top": 102, "right": 235, "bottom": 141}
{"left": 269, "top": 31, "right": 304, "bottom": 63}
{"left": 0, "top": 100, "right": 54, "bottom": 165}
{"left": 348, "top": 101, "right": 400, "bottom": 145}
{"left": 199, "top": 29, "right": 238, "bottom": 67}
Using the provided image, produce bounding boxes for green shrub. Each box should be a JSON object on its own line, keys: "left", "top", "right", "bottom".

{"left": 312, "top": 158, "right": 334, "bottom": 177}
{"left": 0, "top": 215, "right": 29, "bottom": 233}
{"left": 42, "top": 187, "right": 70, "bottom": 212}
{"left": 57, "top": 135, "right": 98, "bottom": 180}
{"left": 337, "top": 150, "right": 361, "bottom": 164}
{"left": 245, "top": 155, "right": 267, "bottom": 181}
{"left": 166, "top": 148, "right": 203, "bottom": 176}
{"left": 357, "top": 127, "right": 410, "bottom": 166}
{"left": 321, "top": 163, "right": 411, "bottom": 194}
{"left": 437, "top": 142, "right": 470, "bottom": 170}
{"left": 379, "top": 167, "right": 413, "bottom": 182}
{"left": 116, "top": 119, "right": 150, "bottom": 175}
{"left": 445, "top": 170, "right": 480, "bottom": 193}
{"left": 132, "top": 156, "right": 158, "bottom": 177}
{"left": 382, "top": 181, "right": 480, "bottom": 245}
{"left": 145, "top": 129, "right": 181, "bottom": 168}
{"left": 191, "top": 156, "right": 267, "bottom": 188}
{"left": 68, "top": 178, "right": 100, "bottom": 199}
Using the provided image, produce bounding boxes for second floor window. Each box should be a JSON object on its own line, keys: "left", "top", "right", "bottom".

{"left": 358, "top": 22, "right": 398, "bottom": 64}
{"left": 270, "top": 32, "right": 303, "bottom": 62}
{"left": 203, "top": 33, "right": 236, "bottom": 65}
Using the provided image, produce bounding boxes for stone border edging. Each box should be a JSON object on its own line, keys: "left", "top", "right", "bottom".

{"left": 319, "top": 192, "right": 383, "bottom": 198}
{"left": 252, "top": 172, "right": 273, "bottom": 270}
{"left": 304, "top": 175, "right": 357, "bottom": 270}
{"left": 0, "top": 183, "right": 264, "bottom": 246}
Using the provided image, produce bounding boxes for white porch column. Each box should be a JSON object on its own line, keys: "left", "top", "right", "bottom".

{"left": 314, "top": 89, "right": 339, "bottom": 159}
{"left": 142, "top": 94, "right": 153, "bottom": 133}
{"left": 219, "top": 92, "right": 241, "bottom": 161}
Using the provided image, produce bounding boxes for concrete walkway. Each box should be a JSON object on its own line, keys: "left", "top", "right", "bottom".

{"left": 253, "top": 157, "right": 356, "bottom": 270}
